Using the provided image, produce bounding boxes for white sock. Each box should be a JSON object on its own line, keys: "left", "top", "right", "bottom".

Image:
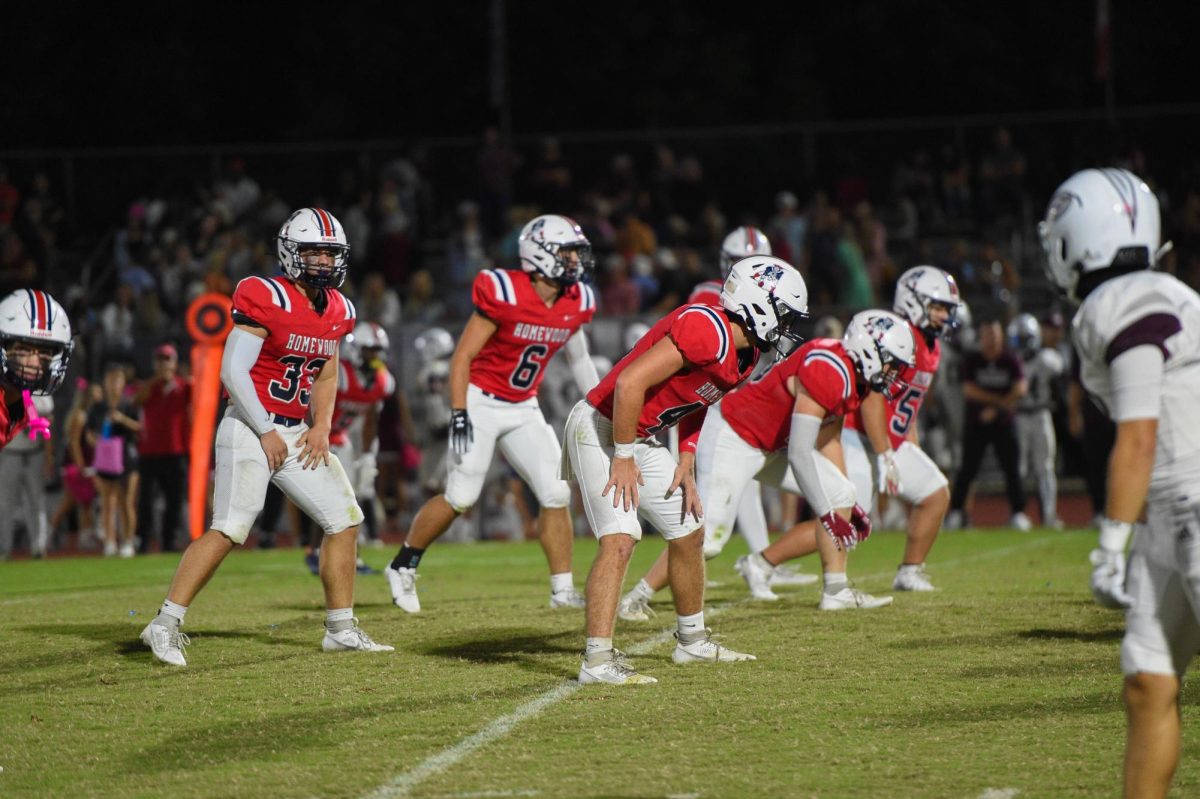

{"left": 752, "top": 552, "right": 775, "bottom": 572}
{"left": 550, "top": 572, "right": 574, "bottom": 594}
{"left": 630, "top": 578, "right": 655, "bottom": 601}
{"left": 325, "top": 607, "right": 354, "bottom": 632}
{"left": 155, "top": 600, "right": 187, "bottom": 628}
{"left": 585, "top": 637, "right": 613, "bottom": 666}
{"left": 823, "top": 572, "right": 848, "bottom": 594}
{"left": 676, "top": 611, "right": 705, "bottom": 644}
{"left": 898, "top": 563, "right": 923, "bottom": 576}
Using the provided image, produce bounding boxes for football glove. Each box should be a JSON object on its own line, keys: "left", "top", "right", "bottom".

{"left": 850, "top": 503, "right": 873, "bottom": 545}
{"left": 820, "top": 511, "right": 857, "bottom": 551}
{"left": 876, "top": 449, "right": 902, "bottom": 495}
{"left": 449, "top": 409, "right": 473, "bottom": 456}
{"left": 1088, "top": 548, "right": 1132, "bottom": 610}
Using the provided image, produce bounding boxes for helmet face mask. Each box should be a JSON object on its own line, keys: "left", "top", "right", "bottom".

{"left": 1039, "top": 167, "right": 1161, "bottom": 302}
{"left": 0, "top": 290, "right": 73, "bottom": 395}
{"left": 277, "top": 208, "right": 350, "bottom": 289}
{"left": 720, "top": 256, "right": 809, "bottom": 354}
{"left": 519, "top": 215, "right": 595, "bottom": 285}
{"left": 842, "top": 310, "right": 916, "bottom": 394}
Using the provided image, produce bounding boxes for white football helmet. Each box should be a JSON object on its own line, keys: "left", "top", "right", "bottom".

{"left": 1007, "top": 313, "right": 1041, "bottom": 358}
{"left": 721, "top": 256, "right": 809, "bottom": 355}
{"left": 842, "top": 310, "right": 916, "bottom": 393}
{"left": 719, "top": 226, "right": 772, "bottom": 278}
{"left": 623, "top": 321, "right": 650, "bottom": 354}
{"left": 893, "top": 265, "right": 961, "bottom": 335}
{"left": 518, "top": 214, "right": 594, "bottom": 285}
{"left": 1039, "top": 167, "right": 1162, "bottom": 302}
{"left": 0, "top": 289, "right": 73, "bottom": 395}
{"left": 276, "top": 207, "right": 350, "bottom": 288}
{"left": 414, "top": 327, "right": 454, "bottom": 363}
{"left": 343, "top": 321, "right": 390, "bottom": 367}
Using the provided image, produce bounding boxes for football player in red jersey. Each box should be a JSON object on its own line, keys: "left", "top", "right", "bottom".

{"left": 842, "top": 267, "right": 961, "bottom": 592}
{"left": 727, "top": 310, "right": 916, "bottom": 608}
{"left": 385, "top": 215, "right": 601, "bottom": 613}
{"left": 566, "top": 255, "right": 808, "bottom": 684}
{"left": 141, "top": 208, "right": 393, "bottom": 667}
{"left": 687, "top": 226, "right": 772, "bottom": 307}
{"left": 0, "top": 289, "right": 73, "bottom": 447}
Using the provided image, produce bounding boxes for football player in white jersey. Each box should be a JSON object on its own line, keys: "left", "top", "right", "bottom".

{"left": 1007, "top": 313, "right": 1065, "bottom": 528}
{"left": 1042, "top": 167, "right": 1195, "bottom": 798}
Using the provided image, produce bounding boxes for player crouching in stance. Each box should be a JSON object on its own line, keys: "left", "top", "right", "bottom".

{"left": 714, "top": 310, "right": 915, "bottom": 608}
{"left": 842, "top": 267, "right": 960, "bottom": 592}
{"left": 0, "top": 290, "right": 72, "bottom": 448}
{"left": 385, "top": 215, "right": 600, "bottom": 612}
{"left": 141, "top": 208, "right": 392, "bottom": 666}
{"left": 1042, "top": 168, "right": 1195, "bottom": 799}
{"left": 568, "top": 255, "right": 808, "bottom": 685}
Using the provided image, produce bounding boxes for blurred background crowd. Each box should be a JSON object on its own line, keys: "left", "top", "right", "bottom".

{"left": 3, "top": 111, "right": 1199, "bottom": 559}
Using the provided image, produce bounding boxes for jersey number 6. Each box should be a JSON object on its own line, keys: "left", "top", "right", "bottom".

{"left": 510, "top": 344, "right": 550, "bottom": 390}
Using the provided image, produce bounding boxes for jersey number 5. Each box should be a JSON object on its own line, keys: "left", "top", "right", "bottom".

{"left": 270, "top": 355, "right": 329, "bottom": 406}
{"left": 890, "top": 386, "right": 924, "bottom": 438}
{"left": 510, "top": 344, "right": 549, "bottom": 390}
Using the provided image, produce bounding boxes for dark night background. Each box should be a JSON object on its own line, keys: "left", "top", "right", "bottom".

{"left": 3, "top": 1, "right": 1195, "bottom": 148}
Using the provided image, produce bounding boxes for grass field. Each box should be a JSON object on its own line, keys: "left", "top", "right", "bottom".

{"left": 1, "top": 529, "right": 1196, "bottom": 798}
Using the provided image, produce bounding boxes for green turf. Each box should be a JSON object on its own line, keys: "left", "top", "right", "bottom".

{"left": 0, "top": 530, "right": 1194, "bottom": 798}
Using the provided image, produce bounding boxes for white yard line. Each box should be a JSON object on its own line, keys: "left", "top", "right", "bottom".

{"left": 360, "top": 536, "right": 1056, "bottom": 799}
{"left": 978, "top": 789, "right": 1020, "bottom": 799}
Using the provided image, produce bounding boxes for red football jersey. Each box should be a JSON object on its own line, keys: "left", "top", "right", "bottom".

{"left": 0, "top": 397, "right": 27, "bottom": 449}
{"left": 230, "top": 276, "right": 357, "bottom": 419}
{"left": 587, "top": 304, "right": 758, "bottom": 443}
{"left": 723, "top": 339, "right": 866, "bottom": 452}
{"left": 688, "top": 279, "right": 723, "bottom": 307}
{"left": 469, "top": 269, "right": 597, "bottom": 402}
{"left": 844, "top": 322, "right": 940, "bottom": 448}
{"left": 330, "top": 359, "right": 396, "bottom": 446}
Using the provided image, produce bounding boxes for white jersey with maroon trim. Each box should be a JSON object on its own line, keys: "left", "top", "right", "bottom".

{"left": 1073, "top": 270, "right": 1200, "bottom": 503}
{"left": 230, "top": 276, "right": 356, "bottom": 419}
{"left": 469, "top": 269, "right": 597, "bottom": 402}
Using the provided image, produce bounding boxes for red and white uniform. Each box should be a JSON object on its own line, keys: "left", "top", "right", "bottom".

{"left": 0, "top": 398, "right": 27, "bottom": 449}
{"left": 687, "top": 279, "right": 723, "bottom": 307}
{"left": 444, "top": 269, "right": 596, "bottom": 513}
{"left": 841, "top": 324, "right": 949, "bottom": 508}
{"left": 723, "top": 339, "right": 865, "bottom": 451}
{"left": 470, "top": 269, "right": 596, "bottom": 401}
{"left": 212, "top": 276, "right": 363, "bottom": 545}
{"left": 231, "top": 276, "right": 357, "bottom": 420}
{"left": 331, "top": 361, "right": 395, "bottom": 448}
{"left": 568, "top": 303, "right": 758, "bottom": 541}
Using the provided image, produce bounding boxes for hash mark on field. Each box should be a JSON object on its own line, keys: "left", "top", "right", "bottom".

{"left": 360, "top": 536, "right": 1054, "bottom": 799}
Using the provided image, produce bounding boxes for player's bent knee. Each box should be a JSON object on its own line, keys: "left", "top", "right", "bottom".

{"left": 442, "top": 490, "right": 477, "bottom": 515}
{"left": 210, "top": 520, "right": 254, "bottom": 546}
{"left": 597, "top": 529, "right": 640, "bottom": 553}
{"left": 536, "top": 481, "right": 571, "bottom": 509}
{"left": 1124, "top": 672, "right": 1180, "bottom": 714}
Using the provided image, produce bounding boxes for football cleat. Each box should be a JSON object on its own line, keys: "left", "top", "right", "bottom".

{"left": 617, "top": 592, "right": 655, "bottom": 622}
{"left": 141, "top": 622, "right": 190, "bottom": 667}
{"left": 735, "top": 554, "right": 780, "bottom": 601}
{"left": 893, "top": 565, "right": 936, "bottom": 592}
{"left": 768, "top": 562, "right": 819, "bottom": 587}
{"left": 304, "top": 552, "right": 320, "bottom": 575}
{"left": 550, "top": 587, "right": 586, "bottom": 609}
{"left": 385, "top": 565, "right": 421, "bottom": 613}
{"left": 578, "top": 651, "right": 658, "bottom": 685}
{"left": 672, "top": 630, "right": 757, "bottom": 664}
{"left": 1010, "top": 512, "right": 1033, "bottom": 532}
{"left": 322, "top": 620, "right": 394, "bottom": 653}
{"left": 819, "top": 587, "right": 894, "bottom": 611}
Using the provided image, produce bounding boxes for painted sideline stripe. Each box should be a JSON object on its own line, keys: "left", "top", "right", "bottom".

{"left": 359, "top": 536, "right": 1056, "bottom": 799}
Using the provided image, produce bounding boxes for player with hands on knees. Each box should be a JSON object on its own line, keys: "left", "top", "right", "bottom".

{"left": 141, "top": 208, "right": 392, "bottom": 667}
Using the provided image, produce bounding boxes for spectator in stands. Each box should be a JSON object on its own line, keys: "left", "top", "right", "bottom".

{"left": 601, "top": 153, "right": 639, "bottom": 212}
{"left": 99, "top": 282, "right": 138, "bottom": 364}
{"left": 852, "top": 200, "right": 891, "bottom": 296}
{"left": 134, "top": 343, "right": 192, "bottom": 553}
{"left": 51, "top": 380, "right": 99, "bottom": 550}
{"left": 87, "top": 362, "right": 141, "bottom": 557}
{"left": 402, "top": 270, "right": 445, "bottom": 326}
{"left": 767, "top": 190, "right": 808, "bottom": 267}
{"left": 526, "top": 137, "right": 573, "bottom": 214}
{"left": 945, "top": 318, "right": 1029, "bottom": 530}
{"left": 447, "top": 200, "right": 489, "bottom": 293}
{"left": 648, "top": 143, "right": 680, "bottom": 220}
{"left": 477, "top": 126, "right": 520, "bottom": 241}
{"left": 892, "top": 149, "right": 939, "bottom": 230}
{"left": 0, "top": 393, "right": 54, "bottom": 559}
{"left": 614, "top": 205, "right": 657, "bottom": 260}
{"left": 359, "top": 271, "right": 403, "bottom": 328}
{"left": 978, "top": 127, "right": 1027, "bottom": 227}
{"left": 599, "top": 254, "right": 640, "bottom": 315}
{"left": 834, "top": 212, "right": 875, "bottom": 309}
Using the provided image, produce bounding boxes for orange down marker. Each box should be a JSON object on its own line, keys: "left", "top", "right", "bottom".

{"left": 185, "top": 293, "right": 234, "bottom": 540}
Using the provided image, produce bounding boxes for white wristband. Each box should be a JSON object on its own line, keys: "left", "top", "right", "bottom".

{"left": 613, "top": 441, "right": 636, "bottom": 459}
{"left": 1098, "top": 518, "right": 1133, "bottom": 553}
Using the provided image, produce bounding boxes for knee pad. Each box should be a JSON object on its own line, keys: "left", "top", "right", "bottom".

{"left": 442, "top": 491, "right": 476, "bottom": 515}
{"left": 536, "top": 479, "right": 571, "bottom": 510}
